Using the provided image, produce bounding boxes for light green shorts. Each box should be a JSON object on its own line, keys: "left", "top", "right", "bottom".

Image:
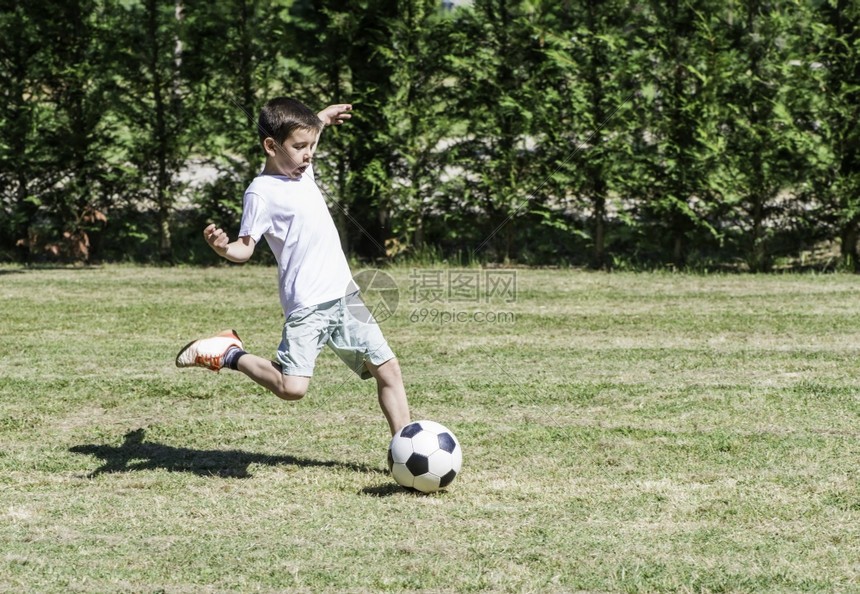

{"left": 276, "top": 292, "right": 395, "bottom": 380}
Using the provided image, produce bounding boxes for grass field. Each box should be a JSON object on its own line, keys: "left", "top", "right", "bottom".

{"left": 2, "top": 264, "right": 859, "bottom": 592}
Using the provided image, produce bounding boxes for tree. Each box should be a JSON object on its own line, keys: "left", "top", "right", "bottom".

{"left": 111, "top": 0, "right": 188, "bottom": 262}
{"left": 444, "top": 0, "right": 555, "bottom": 263}
{"left": 1, "top": 0, "right": 115, "bottom": 262}
{"left": 40, "top": 0, "right": 117, "bottom": 261}
{"left": 287, "top": 0, "right": 400, "bottom": 260}
{"left": 0, "top": 2, "right": 45, "bottom": 261}
{"left": 2, "top": 0, "right": 857, "bottom": 270}
{"left": 805, "top": 0, "right": 860, "bottom": 269}
{"left": 632, "top": 0, "right": 724, "bottom": 267}
{"left": 378, "top": 0, "right": 458, "bottom": 257}
{"left": 541, "top": 0, "right": 639, "bottom": 268}
{"left": 711, "top": 1, "right": 810, "bottom": 271}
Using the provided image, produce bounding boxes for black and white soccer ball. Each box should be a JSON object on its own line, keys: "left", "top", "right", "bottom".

{"left": 388, "top": 420, "right": 462, "bottom": 493}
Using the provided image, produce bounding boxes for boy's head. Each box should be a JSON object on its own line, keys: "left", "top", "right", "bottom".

{"left": 257, "top": 97, "right": 323, "bottom": 147}
{"left": 258, "top": 98, "right": 323, "bottom": 179}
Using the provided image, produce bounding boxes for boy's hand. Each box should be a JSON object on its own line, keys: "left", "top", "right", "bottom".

{"left": 204, "top": 223, "right": 229, "bottom": 254}
{"left": 317, "top": 104, "right": 352, "bottom": 127}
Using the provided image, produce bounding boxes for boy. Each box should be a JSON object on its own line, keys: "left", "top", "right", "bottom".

{"left": 176, "top": 97, "right": 410, "bottom": 436}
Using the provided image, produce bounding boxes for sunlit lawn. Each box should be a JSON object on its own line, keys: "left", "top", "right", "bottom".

{"left": 1, "top": 265, "right": 859, "bottom": 591}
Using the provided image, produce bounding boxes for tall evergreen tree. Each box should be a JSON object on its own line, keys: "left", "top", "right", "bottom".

{"left": 541, "top": 0, "right": 638, "bottom": 268}
{"left": 41, "top": 0, "right": 116, "bottom": 261}
{"left": 633, "top": 0, "right": 724, "bottom": 267}
{"left": 1, "top": 0, "right": 115, "bottom": 262}
{"left": 0, "top": 2, "right": 45, "bottom": 261}
{"left": 444, "top": 0, "right": 553, "bottom": 262}
{"left": 806, "top": 0, "right": 860, "bottom": 269}
{"left": 110, "top": 0, "right": 188, "bottom": 262}
{"left": 712, "top": 1, "right": 809, "bottom": 271}
{"left": 380, "top": 0, "right": 458, "bottom": 256}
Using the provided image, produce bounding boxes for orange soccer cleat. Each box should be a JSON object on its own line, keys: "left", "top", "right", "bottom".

{"left": 175, "top": 330, "right": 243, "bottom": 372}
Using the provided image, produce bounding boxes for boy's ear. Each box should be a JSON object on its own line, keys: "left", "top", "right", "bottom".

{"left": 262, "top": 137, "right": 278, "bottom": 156}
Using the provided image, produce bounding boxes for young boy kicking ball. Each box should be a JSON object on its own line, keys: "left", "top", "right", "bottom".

{"left": 176, "top": 98, "right": 410, "bottom": 436}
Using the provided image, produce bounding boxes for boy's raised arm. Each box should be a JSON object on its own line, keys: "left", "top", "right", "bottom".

{"left": 317, "top": 104, "right": 352, "bottom": 127}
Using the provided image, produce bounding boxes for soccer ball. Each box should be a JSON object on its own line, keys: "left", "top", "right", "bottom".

{"left": 388, "top": 420, "right": 462, "bottom": 493}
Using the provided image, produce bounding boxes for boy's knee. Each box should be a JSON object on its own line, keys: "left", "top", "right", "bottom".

{"left": 274, "top": 375, "right": 309, "bottom": 401}
{"left": 275, "top": 387, "right": 306, "bottom": 401}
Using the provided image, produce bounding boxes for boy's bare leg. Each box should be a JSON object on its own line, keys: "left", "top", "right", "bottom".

{"left": 178, "top": 335, "right": 408, "bottom": 432}
{"left": 239, "top": 354, "right": 409, "bottom": 434}
{"left": 235, "top": 353, "right": 310, "bottom": 401}
{"left": 366, "top": 358, "right": 410, "bottom": 436}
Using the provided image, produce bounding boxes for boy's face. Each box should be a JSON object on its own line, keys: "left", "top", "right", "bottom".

{"left": 263, "top": 128, "right": 318, "bottom": 179}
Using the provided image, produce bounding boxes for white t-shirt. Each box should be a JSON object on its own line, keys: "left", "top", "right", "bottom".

{"left": 239, "top": 166, "right": 356, "bottom": 317}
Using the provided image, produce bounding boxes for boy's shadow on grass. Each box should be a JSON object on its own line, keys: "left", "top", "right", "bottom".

{"left": 70, "top": 428, "right": 387, "bottom": 479}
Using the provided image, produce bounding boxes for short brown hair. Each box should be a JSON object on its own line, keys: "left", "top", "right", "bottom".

{"left": 257, "top": 97, "right": 323, "bottom": 146}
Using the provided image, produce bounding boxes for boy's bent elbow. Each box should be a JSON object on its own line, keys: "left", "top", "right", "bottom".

{"left": 225, "top": 251, "right": 252, "bottom": 264}
{"left": 225, "top": 236, "right": 256, "bottom": 262}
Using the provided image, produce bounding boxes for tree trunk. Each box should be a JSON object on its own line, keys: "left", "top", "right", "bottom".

{"left": 592, "top": 194, "right": 606, "bottom": 269}
{"left": 841, "top": 221, "right": 859, "bottom": 272}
